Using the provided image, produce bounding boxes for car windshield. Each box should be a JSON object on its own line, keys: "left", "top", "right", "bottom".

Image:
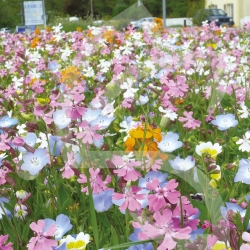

{"left": 205, "top": 9, "right": 226, "bottom": 16}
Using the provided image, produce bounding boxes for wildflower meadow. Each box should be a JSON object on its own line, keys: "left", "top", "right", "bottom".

{"left": 1, "top": 19, "right": 250, "bottom": 250}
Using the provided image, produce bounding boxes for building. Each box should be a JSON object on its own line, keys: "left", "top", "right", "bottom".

{"left": 207, "top": 0, "right": 250, "bottom": 27}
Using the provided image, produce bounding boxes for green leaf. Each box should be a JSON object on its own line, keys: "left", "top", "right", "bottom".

{"left": 243, "top": 203, "right": 250, "bottom": 231}
{"left": 1, "top": 216, "right": 16, "bottom": 242}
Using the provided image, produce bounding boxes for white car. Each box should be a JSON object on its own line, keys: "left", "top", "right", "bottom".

{"left": 0, "top": 28, "right": 11, "bottom": 33}
{"left": 131, "top": 17, "right": 156, "bottom": 30}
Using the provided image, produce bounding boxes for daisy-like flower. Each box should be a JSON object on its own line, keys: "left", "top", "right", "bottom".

{"left": 195, "top": 141, "right": 222, "bottom": 159}
{"left": 211, "top": 113, "right": 238, "bottom": 130}
{"left": 158, "top": 132, "right": 182, "bottom": 153}
{"left": 236, "top": 131, "right": 250, "bottom": 152}
{"left": 59, "top": 232, "right": 90, "bottom": 249}
{"left": 169, "top": 155, "right": 195, "bottom": 171}
{"left": 120, "top": 78, "right": 139, "bottom": 99}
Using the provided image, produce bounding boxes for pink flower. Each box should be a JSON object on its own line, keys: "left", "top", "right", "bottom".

{"left": 62, "top": 92, "right": 86, "bottom": 120}
{"left": 172, "top": 203, "right": 200, "bottom": 230}
{"left": 60, "top": 152, "right": 75, "bottom": 179}
{"left": 166, "top": 76, "right": 188, "bottom": 97}
{"left": 113, "top": 159, "right": 142, "bottom": 181}
{"left": 241, "top": 232, "right": 250, "bottom": 250}
{"left": 179, "top": 111, "right": 201, "bottom": 129}
{"left": 76, "top": 121, "right": 103, "bottom": 145}
{"left": 0, "top": 134, "right": 10, "bottom": 151}
{"left": 137, "top": 209, "right": 192, "bottom": 250}
{"left": 0, "top": 167, "right": 10, "bottom": 185}
{"left": 77, "top": 168, "right": 111, "bottom": 194}
{"left": 27, "top": 220, "right": 57, "bottom": 250}
{"left": 112, "top": 186, "right": 145, "bottom": 212}
{"left": 0, "top": 235, "right": 13, "bottom": 250}
{"left": 144, "top": 155, "right": 162, "bottom": 171}
{"left": 146, "top": 179, "right": 180, "bottom": 211}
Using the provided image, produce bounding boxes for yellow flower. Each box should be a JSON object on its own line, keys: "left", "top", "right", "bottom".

{"left": 196, "top": 142, "right": 222, "bottom": 159}
{"left": 207, "top": 43, "right": 217, "bottom": 49}
{"left": 212, "top": 241, "right": 231, "bottom": 250}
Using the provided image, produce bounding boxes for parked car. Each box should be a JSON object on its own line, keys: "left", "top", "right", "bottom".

{"left": 193, "top": 9, "right": 234, "bottom": 27}
{"left": 130, "top": 17, "right": 156, "bottom": 30}
{"left": 0, "top": 27, "right": 11, "bottom": 33}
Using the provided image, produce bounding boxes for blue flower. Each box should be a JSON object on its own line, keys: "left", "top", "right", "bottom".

{"left": 93, "top": 189, "right": 114, "bottom": 212}
{"left": 44, "top": 214, "right": 73, "bottom": 241}
{"left": 90, "top": 116, "right": 115, "bottom": 130}
{"left": 48, "top": 61, "right": 59, "bottom": 72}
{"left": 16, "top": 133, "right": 37, "bottom": 153}
{"left": 158, "top": 132, "right": 182, "bottom": 153}
{"left": 138, "top": 171, "right": 168, "bottom": 189}
{"left": 0, "top": 116, "right": 18, "bottom": 128}
{"left": 128, "top": 228, "right": 154, "bottom": 250}
{"left": 221, "top": 202, "right": 245, "bottom": 219}
{"left": 234, "top": 159, "right": 250, "bottom": 184}
{"left": 211, "top": 114, "right": 238, "bottom": 130}
{"left": 82, "top": 108, "right": 102, "bottom": 122}
{"left": 21, "top": 148, "right": 49, "bottom": 175}
{"left": 0, "top": 197, "right": 11, "bottom": 219}
{"left": 48, "top": 135, "right": 63, "bottom": 156}
{"left": 53, "top": 109, "right": 71, "bottom": 129}
{"left": 189, "top": 228, "right": 204, "bottom": 242}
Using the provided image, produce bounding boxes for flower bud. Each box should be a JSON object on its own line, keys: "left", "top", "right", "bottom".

{"left": 16, "top": 190, "right": 28, "bottom": 199}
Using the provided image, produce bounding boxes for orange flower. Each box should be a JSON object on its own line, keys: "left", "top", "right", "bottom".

{"left": 76, "top": 27, "right": 82, "bottom": 32}
{"left": 34, "top": 28, "right": 41, "bottom": 35}
{"left": 46, "top": 26, "right": 52, "bottom": 32}
{"left": 125, "top": 137, "right": 135, "bottom": 153}
{"left": 125, "top": 124, "right": 163, "bottom": 158}
{"left": 61, "top": 66, "right": 84, "bottom": 86}
{"left": 31, "top": 37, "right": 40, "bottom": 48}
{"left": 174, "top": 98, "right": 184, "bottom": 105}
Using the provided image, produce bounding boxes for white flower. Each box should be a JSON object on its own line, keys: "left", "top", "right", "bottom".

{"left": 169, "top": 155, "right": 195, "bottom": 171}
{"left": 5, "top": 61, "right": 13, "bottom": 70}
{"left": 236, "top": 131, "right": 250, "bottom": 152}
{"left": 158, "top": 132, "right": 182, "bottom": 153}
{"left": 14, "top": 204, "right": 28, "bottom": 220}
{"left": 238, "top": 102, "right": 250, "bottom": 119}
{"left": 52, "top": 23, "right": 63, "bottom": 33}
{"left": 102, "top": 101, "right": 116, "bottom": 117}
{"left": 60, "top": 232, "right": 90, "bottom": 249}
{"left": 83, "top": 66, "right": 95, "bottom": 77}
{"left": 29, "top": 51, "right": 41, "bottom": 63}
{"left": 195, "top": 141, "right": 222, "bottom": 159}
{"left": 98, "top": 59, "right": 111, "bottom": 73}
{"left": 29, "top": 68, "right": 41, "bottom": 78}
{"left": 17, "top": 124, "right": 27, "bottom": 135}
{"left": 37, "top": 132, "right": 48, "bottom": 148}
{"left": 120, "top": 78, "right": 139, "bottom": 99}
{"left": 12, "top": 76, "right": 24, "bottom": 89}
{"left": 61, "top": 47, "right": 72, "bottom": 61}
{"left": 159, "top": 106, "right": 177, "bottom": 121}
